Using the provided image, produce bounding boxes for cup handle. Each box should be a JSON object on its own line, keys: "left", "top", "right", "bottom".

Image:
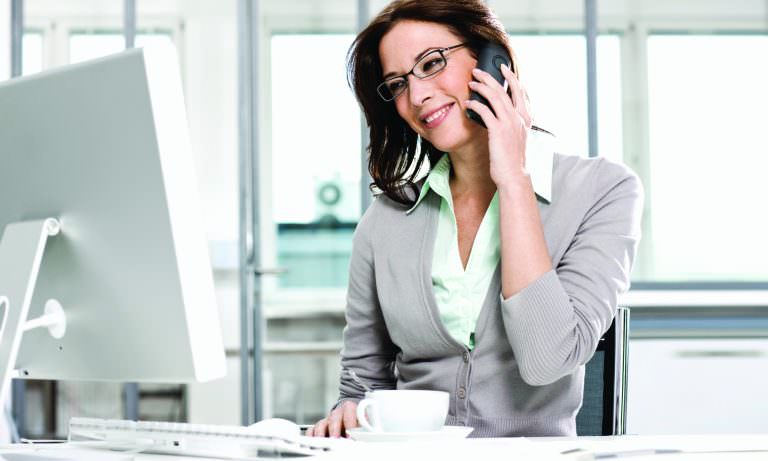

{"left": 356, "top": 398, "right": 379, "bottom": 432}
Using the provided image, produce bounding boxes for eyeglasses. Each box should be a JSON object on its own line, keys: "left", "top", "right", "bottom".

{"left": 377, "top": 43, "right": 466, "bottom": 102}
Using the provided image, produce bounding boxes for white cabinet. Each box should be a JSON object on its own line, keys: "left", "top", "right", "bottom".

{"left": 627, "top": 338, "right": 768, "bottom": 434}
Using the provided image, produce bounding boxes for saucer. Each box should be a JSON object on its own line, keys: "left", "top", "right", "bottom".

{"left": 346, "top": 425, "right": 474, "bottom": 442}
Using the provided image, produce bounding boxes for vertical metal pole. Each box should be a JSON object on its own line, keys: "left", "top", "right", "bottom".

{"left": 238, "top": 0, "right": 253, "bottom": 426}
{"left": 585, "top": 0, "right": 599, "bottom": 158}
{"left": 357, "top": 0, "right": 372, "bottom": 213}
{"left": 124, "top": 0, "right": 136, "bottom": 49}
{"left": 123, "top": 383, "right": 139, "bottom": 420}
{"left": 120, "top": 0, "right": 140, "bottom": 422}
{"left": 238, "top": 0, "right": 262, "bottom": 425}
{"left": 248, "top": 0, "right": 264, "bottom": 425}
{"left": 10, "top": 381, "right": 24, "bottom": 440}
{"left": 122, "top": 0, "right": 139, "bottom": 421}
{"left": 122, "top": 383, "right": 140, "bottom": 421}
{"left": 9, "top": 0, "right": 24, "bottom": 440}
{"left": 10, "top": 0, "right": 21, "bottom": 77}
{"left": 238, "top": 0, "right": 251, "bottom": 427}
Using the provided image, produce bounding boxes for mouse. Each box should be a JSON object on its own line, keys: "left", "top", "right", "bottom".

{"left": 246, "top": 418, "right": 301, "bottom": 438}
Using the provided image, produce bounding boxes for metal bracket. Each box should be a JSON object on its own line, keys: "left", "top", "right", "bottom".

{"left": 0, "top": 218, "right": 65, "bottom": 404}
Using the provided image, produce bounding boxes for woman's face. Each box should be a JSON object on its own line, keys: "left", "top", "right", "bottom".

{"left": 379, "top": 20, "right": 483, "bottom": 153}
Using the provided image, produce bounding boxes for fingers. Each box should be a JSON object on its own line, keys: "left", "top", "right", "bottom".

{"left": 307, "top": 418, "right": 328, "bottom": 437}
{"left": 500, "top": 64, "right": 533, "bottom": 128}
{"left": 471, "top": 66, "right": 507, "bottom": 94}
{"left": 464, "top": 97, "right": 497, "bottom": 128}
{"left": 341, "top": 401, "right": 359, "bottom": 437}
{"left": 327, "top": 408, "right": 344, "bottom": 438}
{"left": 470, "top": 68, "right": 514, "bottom": 122}
{"left": 306, "top": 401, "right": 360, "bottom": 438}
{"left": 499, "top": 63, "right": 521, "bottom": 107}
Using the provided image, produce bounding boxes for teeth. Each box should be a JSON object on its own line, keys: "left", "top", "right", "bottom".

{"left": 425, "top": 106, "right": 449, "bottom": 123}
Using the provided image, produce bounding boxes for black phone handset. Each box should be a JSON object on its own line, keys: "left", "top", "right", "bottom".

{"left": 466, "top": 42, "right": 513, "bottom": 128}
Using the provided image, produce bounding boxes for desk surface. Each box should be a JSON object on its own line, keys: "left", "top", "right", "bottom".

{"left": 3, "top": 434, "right": 768, "bottom": 461}
{"left": 533, "top": 434, "right": 768, "bottom": 460}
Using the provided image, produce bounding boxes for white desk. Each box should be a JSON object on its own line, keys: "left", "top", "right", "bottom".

{"left": 533, "top": 434, "right": 768, "bottom": 460}
{"left": 343, "top": 435, "right": 768, "bottom": 460}
{"left": 3, "top": 434, "right": 768, "bottom": 461}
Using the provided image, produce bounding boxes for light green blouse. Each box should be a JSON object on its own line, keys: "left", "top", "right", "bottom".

{"left": 407, "top": 154, "right": 499, "bottom": 348}
{"left": 405, "top": 131, "right": 555, "bottom": 349}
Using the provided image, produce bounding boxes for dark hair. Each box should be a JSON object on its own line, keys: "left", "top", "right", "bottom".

{"left": 347, "top": 0, "right": 516, "bottom": 207}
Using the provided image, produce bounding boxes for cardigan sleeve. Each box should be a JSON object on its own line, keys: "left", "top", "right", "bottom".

{"left": 500, "top": 159, "right": 644, "bottom": 386}
{"left": 337, "top": 199, "right": 399, "bottom": 403}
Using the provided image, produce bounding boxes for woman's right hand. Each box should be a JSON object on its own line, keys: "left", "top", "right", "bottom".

{"left": 305, "top": 400, "right": 359, "bottom": 438}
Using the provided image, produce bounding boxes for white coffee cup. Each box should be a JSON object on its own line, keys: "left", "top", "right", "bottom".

{"left": 356, "top": 390, "right": 449, "bottom": 433}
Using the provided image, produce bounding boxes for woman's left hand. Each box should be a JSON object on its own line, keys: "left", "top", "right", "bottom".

{"left": 465, "top": 64, "right": 533, "bottom": 189}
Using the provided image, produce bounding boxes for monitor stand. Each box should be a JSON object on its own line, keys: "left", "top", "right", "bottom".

{"left": 0, "top": 218, "right": 68, "bottom": 404}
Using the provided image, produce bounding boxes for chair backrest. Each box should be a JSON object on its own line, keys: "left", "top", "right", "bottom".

{"left": 575, "top": 307, "right": 629, "bottom": 436}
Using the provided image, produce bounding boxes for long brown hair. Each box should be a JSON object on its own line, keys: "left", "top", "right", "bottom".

{"left": 347, "top": 0, "right": 515, "bottom": 207}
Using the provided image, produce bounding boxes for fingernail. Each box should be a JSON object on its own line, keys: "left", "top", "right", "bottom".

{"left": 501, "top": 64, "right": 509, "bottom": 72}
{"left": 472, "top": 68, "right": 482, "bottom": 74}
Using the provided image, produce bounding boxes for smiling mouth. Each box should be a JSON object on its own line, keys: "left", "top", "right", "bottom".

{"left": 421, "top": 103, "right": 454, "bottom": 128}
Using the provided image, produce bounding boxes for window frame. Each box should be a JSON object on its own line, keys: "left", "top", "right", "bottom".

{"left": 22, "top": 15, "right": 183, "bottom": 70}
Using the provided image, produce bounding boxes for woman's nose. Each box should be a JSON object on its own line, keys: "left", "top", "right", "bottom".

{"left": 407, "top": 75, "right": 432, "bottom": 106}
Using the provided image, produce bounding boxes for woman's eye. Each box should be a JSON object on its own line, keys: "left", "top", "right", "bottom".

{"left": 421, "top": 57, "right": 443, "bottom": 73}
{"left": 388, "top": 80, "right": 406, "bottom": 92}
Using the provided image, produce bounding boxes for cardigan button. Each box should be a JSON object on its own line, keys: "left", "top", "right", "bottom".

{"left": 462, "top": 351, "right": 469, "bottom": 363}
{"left": 457, "top": 387, "right": 466, "bottom": 399}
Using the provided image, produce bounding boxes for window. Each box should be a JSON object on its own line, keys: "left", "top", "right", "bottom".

{"left": 69, "top": 31, "right": 175, "bottom": 64}
{"left": 510, "top": 34, "right": 623, "bottom": 162}
{"left": 270, "top": 34, "right": 361, "bottom": 289}
{"left": 22, "top": 32, "right": 44, "bottom": 76}
{"left": 645, "top": 35, "right": 768, "bottom": 282}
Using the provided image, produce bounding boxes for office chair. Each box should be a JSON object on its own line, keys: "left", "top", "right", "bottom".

{"left": 575, "top": 306, "right": 629, "bottom": 436}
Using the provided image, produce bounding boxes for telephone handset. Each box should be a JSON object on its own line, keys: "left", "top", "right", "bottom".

{"left": 466, "top": 42, "right": 514, "bottom": 128}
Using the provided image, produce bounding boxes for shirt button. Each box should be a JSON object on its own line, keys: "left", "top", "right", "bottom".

{"left": 457, "top": 387, "right": 466, "bottom": 399}
{"left": 462, "top": 351, "right": 469, "bottom": 363}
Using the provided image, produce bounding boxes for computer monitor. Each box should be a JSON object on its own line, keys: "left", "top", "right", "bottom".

{"left": 0, "top": 47, "right": 227, "bottom": 404}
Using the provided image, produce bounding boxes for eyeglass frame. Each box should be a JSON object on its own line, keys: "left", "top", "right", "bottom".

{"left": 376, "top": 43, "right": 467, "bottom": 102}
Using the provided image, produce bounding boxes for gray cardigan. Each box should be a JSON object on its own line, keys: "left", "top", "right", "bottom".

{"left": 338, "top": 152, "right": 643, "bottom": 437}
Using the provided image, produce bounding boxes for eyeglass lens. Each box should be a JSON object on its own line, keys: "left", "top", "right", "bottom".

{"left": 380, "top": 50, "right": 448, "bottom": 100}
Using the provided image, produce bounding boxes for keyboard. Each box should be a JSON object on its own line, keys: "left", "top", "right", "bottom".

{"left": 68, "top": 417, "right": 344, "bottom": 458}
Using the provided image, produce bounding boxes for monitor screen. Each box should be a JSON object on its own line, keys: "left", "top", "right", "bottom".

{"left": 0, "top": 47, "right": 227, "bottom": 403}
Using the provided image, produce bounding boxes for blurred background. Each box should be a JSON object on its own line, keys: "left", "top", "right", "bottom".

{"left": 1, "top": 0, "right": 767, "bottom": 438}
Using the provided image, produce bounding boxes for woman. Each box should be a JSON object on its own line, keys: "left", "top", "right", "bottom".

{"left": 307, "top": 0, "right": 643, "bottom": 438}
